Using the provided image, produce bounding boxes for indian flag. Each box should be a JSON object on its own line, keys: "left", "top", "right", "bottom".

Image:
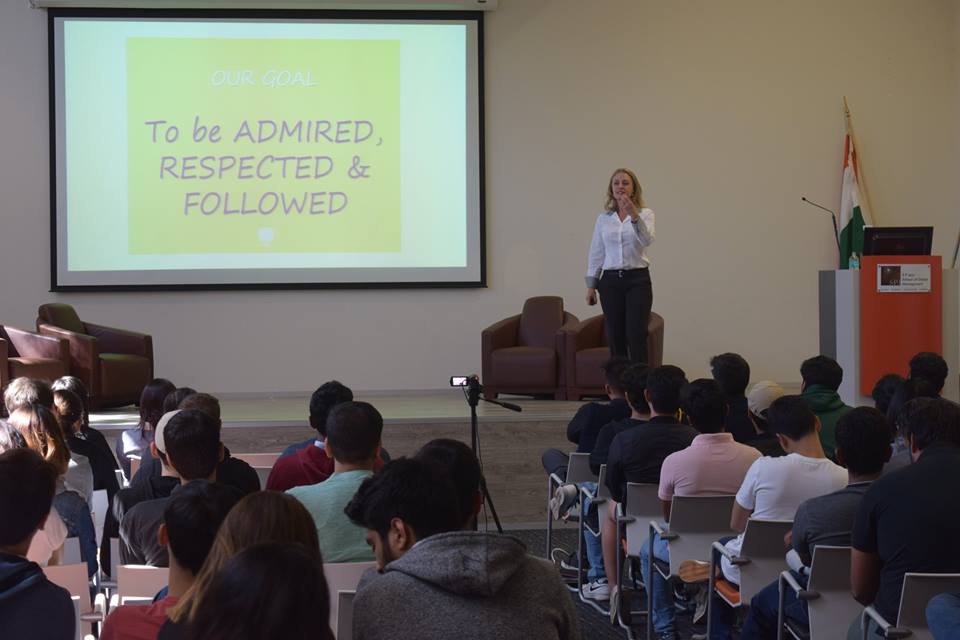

{"left": 838, "top": 129, "right": 871, "bottom": 268}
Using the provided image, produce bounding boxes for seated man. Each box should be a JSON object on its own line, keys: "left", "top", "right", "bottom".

{"left": 268, "top": 381, "right": 386, "bottom": 492}
{"left": 589, "top": 363, "right": 651, "bottom": 475}
{"left": 120, "top": 409, "right": 237, "bottom": 566}
{"left": 287, "top": 401, "right": 382, "bottom": 562}
{"left": 346, "top": 457, "right": 580, "bottom": 640}
{"left": 799, "top": 355, "right": 853, "bottom": 459}
{"left": 596, "top": 365, "right": 697, "bottom": 605}
{"left": 129, "top": 393, "right": 260, "bottom": 495}
{"left": 739, "top": 406, "right": 892, "bottom": 639}
{"left": 745, "top": 381, "right": 786, "bottom": 457}
{"left": 541, "top": 356, "right": 632, "bottom": 479}
{"left": 642, "top": 379, "right": 761, "bottom": 640}
{"left": 708, "top": 396, "right": 847, "bottom": 640}
{"left": 415, "top": 438, "right": 482, "bottom": 530}
{"left": 907, "top": 351, "right": 948, "bottom": 396}
{"left": 710, "top": 353, "right": 755, "bottom": 443}
{"left": 100, "top": 481, "right": 240, "bottom": 640}
{"left": 850, "top": 398, "right": 960, "bottom": 639}
{"left": 0, "top": 448, "right": 74, "bottom": 639}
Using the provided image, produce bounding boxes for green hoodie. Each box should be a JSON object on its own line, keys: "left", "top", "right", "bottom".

{"left": 801, "top": 384, "right": 853, "bottom": 459}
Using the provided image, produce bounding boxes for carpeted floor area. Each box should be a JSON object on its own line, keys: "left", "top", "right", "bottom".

{"left": 504, "top": 527, "right": 708, "bottom": 640}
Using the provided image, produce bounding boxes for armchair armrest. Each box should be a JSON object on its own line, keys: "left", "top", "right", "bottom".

{"left": 38, "top": 323, "right": 99, "bottom": 390}
{"left": 481, "top": 315, "right": 520, "bottom": 352}
{"left": 651, "top": 520, "right": 677, "bottom": 541}
{"left": 3, "top": 326, "right": 68, "bottom": 361}
{"left": 712, "top": 540, "right": 751, "bottom": 566}
{"left": 85, "top": 322, "right": 152, "bottom": 357}
{"left": 862, "top": 605, "right": 911, "bottom": 639}
{"left": 569, "top": 315, "right": 605, "bottom": 352}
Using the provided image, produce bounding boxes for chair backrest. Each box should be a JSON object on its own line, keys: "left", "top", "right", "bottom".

{"left": 565, "top": 453, "right": 597, "bottom": 485}
{"left": 43, "top": 563, "right": 90, "bottom": 639}
{"left": 518, "top": 296, "right": 564, "bottom": 349}
{"left": 91, "top": 489, "right": 108, "bottom": 546}
{"left": 38, "top": 303, "right": 85, "bottom": 333}
{"left": 336, "top": 590, "right": 356, "bottom": 640}
{"left": 116, "top": 564, "right": 169, "bottom": 604}
{"left": 254, "top": 467, "right": 271, "bottom": 490}
{"left": 129, "top": 456, "right": 141, "bottom": 480}
{"left": 737, "top": 519, "right": 793, "bottom": 602}
{"left": 624, "top": 483, "right": 662, "bottom": 556}
{"left": 896, "top": 573, "right": 960, "bottom": 640}
{"left": 665, "top": 495, "right": 736, "bottom": 576}
{"left": 596, "top": 465, "right": 611, "bottom": 500}
{"left": 804, "top": 546, "right": 860, "bottom": 640}
{"left": 62, "top": 537, "right": 82, "bottom": 565}
{"left": 324, "top": 562, "right": 376, "bottom": 638}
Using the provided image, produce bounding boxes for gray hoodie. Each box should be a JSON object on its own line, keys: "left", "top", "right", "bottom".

{"left": 353, "top": 531, "right": 581, "bottom": 640}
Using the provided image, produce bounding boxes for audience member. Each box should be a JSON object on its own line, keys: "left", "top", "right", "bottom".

{"left": 642, "top": 379, "right": 761, "bottom": 639}
{"left": 745, "top": 380, "right": 786, "bottom": 457}
{"left": 162, "top": 387, "right": 197, "bottom": 415}
{"left": 346, "top": 457, "right": 580, "bottom": 640}
{"left": 120, "top": 409, "right": 235, "bottom": 566}
{"left": 164, "top": 491, "right": 320, "bottom": 635}
{"left": 589, "top": 363, "right": 651, "bottom": 475}
{"left": 287, "top": 401, "right": 382, "bottom": 562}
{"left": 883, "top": 378, "right": 939, "bottom": 474}
{"left": 117, "top": 378, "right": 176, "bottom": 478}
{"left": 709, "top": 353, "right": 754, "bottom": 443}
{"left": 850, "top": 398, "right": 960, "bottom": 638}
{"left": 100, "top": 481, "right": 240, "bottom": 640}
{"left": 281, "top": 380, "right": 353, "bottom": 458}
{"left": 926, "top": 592, "right": 960, "bottom": 640}
{"left": 908, "top": 351, "right": 948, "bottom": 395}
{"left": 52, "top": 378, "right": 120, "bottom": 499}
{"left": 596, "top": 365, "right": 696, "bottom": 604}
{"left": 130, "top": 393, "right": 260, "bottom": 495}
{"left": 0, "top": 448, "right": 75, "bottom": 639}
{"left": 183, "top": 543, "right": 333, "bottom": 640}
{"left": 707, "top": 396, "right": 847, "bottom": 640}
{"left": 3, "top": 377, "right": 54, "bottom": 416}
{"left": 9, "top": 404, "right": 98, "bottom": 576}
{"left": 740, "top": 407, "right": 891, "bottom": 639}
{"left": 870, "top": 373, "right": 904, "bottom": 416}
{"left": 799, "top": 355, "right": 852, "bottom": 458}
{"left": 415, "top": 438, "right": 482, "bottom": 529}
{"left": 267, "top": 381, "right": 388, "bottom": 492}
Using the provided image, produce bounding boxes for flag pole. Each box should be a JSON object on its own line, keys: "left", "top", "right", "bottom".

{"left": 842, "top": 97, "right": 877, "bottom": 225}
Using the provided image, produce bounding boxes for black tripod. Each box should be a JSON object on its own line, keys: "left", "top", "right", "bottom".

{"left": 462, "top": 376, "right": 521, "bottom": 534}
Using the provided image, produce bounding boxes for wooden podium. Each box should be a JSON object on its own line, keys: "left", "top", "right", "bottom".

{"left": 819, "top": 256, "right": 959, "bottom": 406}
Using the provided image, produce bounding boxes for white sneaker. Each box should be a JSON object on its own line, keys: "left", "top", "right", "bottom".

{"left": 550, "top": 483, "right": 579, "bottom": 520}
{"left": 580, "top": 578, "right": 610, "bottom": 601}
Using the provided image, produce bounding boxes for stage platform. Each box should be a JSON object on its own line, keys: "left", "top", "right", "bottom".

{"left": 90, "top": 391, "right": 587, "bottom": 527}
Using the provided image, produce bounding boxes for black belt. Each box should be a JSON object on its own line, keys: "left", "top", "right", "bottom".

{"left": 604, "top": 268, "right": 647, "bottom": 278}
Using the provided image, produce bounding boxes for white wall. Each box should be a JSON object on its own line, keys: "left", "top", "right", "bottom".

{"left": 0, "top": 0, "right": 957, "bottom": 393}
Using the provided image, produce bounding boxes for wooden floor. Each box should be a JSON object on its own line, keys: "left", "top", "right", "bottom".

{"left": 91, "top": 391, "right": 587, "bottom": 527}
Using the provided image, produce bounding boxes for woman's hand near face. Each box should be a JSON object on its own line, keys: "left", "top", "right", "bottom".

{"left": 618, "top": 194, "right": 638, "bottom": 220}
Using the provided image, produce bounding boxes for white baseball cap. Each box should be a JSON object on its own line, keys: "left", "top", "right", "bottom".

{"left": 153, "top": 410, "right": 181, "bottom": 455}
{"left": 747, "top": 381, "right": 785, "bottom": 417}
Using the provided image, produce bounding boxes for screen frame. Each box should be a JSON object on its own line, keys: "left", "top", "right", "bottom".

{"left": 862, "top": 226, "right": 934, "bottom": 257}
{"left": 47, "top": 7, "right": 486, "bottom": 292}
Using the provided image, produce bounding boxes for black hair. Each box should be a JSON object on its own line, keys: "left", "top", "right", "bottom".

{"left": 680, "top": 379, "right": 728, "bottom": 434}
{"left": 51, "top": 376, "right": 89, "bottom": 429}
{"left": 601, "top": 356, "right": 632, "bottom": 393}
{"left": 163, "top": 409, "right": 222, "bottom": 481}
{"left": 710, "top": 353, "right": 751, "bottom": 398}
{"left": 178, "top": 393, "right": 221, "bottom": 422}
{"left": 164, "top": 480, "right": 241, "bottom": 575}
{"left": 163, "top": 387, "right": 197, "bottom": 414}
{"left": 325, "top": 401, "right": 383, "bottom": 465}
{"left": 345, "top": 458, "right": 462, "bottom": 541}
{"left": 898, "top": 397, "right": 960, "bottom": 451}
{"left": 909, "top": 351, "right": 948, "bottom": 394}
{"left": 644, "top": 365, "right": 687, "bottom": 414}
{"left": 0, "top": 422, "right": 25, "bottom": 452}
{"left": 834, "top": 407, "right": 892, "bottom": 475}
{"left": 621, "top": 363, "right": 651, "bottom": 414}
{"left": 767, "top": 395, "right": 818, "bottom": 441}
{"left": 0, "top": 448, "right": 58, "bottom": 547}
{"left": 871, "top": 374, "right": 905, "bottom": 416}
{"left": 887, "top": 378, "right": 940, "bottom": 439}
{"left": 184, "top": 542, "right": 333, "bottom": 640}
{"left": 415, "top": 439, "right": 480, "bottom": 528}
{"left": 800, "top": 356, "right": 844, "bottom": 391}
{"left": 309, "top": 381, "right": 354, "bottom": 437}
{"left": 140, "top": 378, "right": 177, "bottom": 431}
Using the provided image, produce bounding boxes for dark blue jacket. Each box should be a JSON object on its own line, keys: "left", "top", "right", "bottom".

{"left": 0, "top": 552, "right": 74, "bottom": 639}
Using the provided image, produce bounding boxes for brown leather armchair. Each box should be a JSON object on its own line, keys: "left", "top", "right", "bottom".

{"left": 563, "top": 312, "right": 665, "bottom": 400}
{"left": 0, "top": 326, "right": 70, "bottom": 390}
{"left": 481, "top": 296, "right": 578, "bottom": 400}
{"left": 36, "top": 303, "right": 154, "bottom": 409}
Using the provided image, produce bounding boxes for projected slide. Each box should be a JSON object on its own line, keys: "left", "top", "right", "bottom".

{"left": 50, "top": 14, "right": 483, "bottom": 288}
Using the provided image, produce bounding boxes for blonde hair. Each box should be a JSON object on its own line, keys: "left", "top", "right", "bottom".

{"left": 604, "top": 167, "right": 645, "bottom": 212}
{"left": 169, "top": 491, "right": 321, "bottom": 623}
{"left": 8, "top": 405, "right": 70, "bottom": 476}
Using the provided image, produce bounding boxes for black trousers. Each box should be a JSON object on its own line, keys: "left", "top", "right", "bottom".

{"left": 597, "top": 268, "right": 652, "bottom": 364}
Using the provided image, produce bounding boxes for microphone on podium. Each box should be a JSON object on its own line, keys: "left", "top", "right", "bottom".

{"left": 801, "top": 197, "right": 842, "bottom": 268}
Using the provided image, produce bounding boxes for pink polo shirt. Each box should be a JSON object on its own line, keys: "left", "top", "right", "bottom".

{"left": 658, "top": 433, "right": 761, "bottom": 502}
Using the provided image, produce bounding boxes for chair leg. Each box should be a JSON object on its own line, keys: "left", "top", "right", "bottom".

{"left": 692, "top": 549, "right": 717, "bottom": 640}
{"left": 647, "top": 526, "right": 655, "bottom": 640}
{"left": 777, "top": 573, "right": 786, "bottom": 640}
{"left": 545, "top": 475, "right": 554, "bottom": 559}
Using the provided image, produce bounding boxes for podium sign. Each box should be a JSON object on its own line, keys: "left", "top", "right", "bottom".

{"left": 876, "top": 263, "right": 932, "bottom": 293}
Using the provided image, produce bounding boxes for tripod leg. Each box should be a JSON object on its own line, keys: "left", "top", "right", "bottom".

{"left": 479, "top": 474, "right": 503, "bottom": 534}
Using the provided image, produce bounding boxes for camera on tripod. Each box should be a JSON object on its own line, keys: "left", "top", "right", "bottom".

{"left": 449, "top": 375, "right": 480, "bottom": 389}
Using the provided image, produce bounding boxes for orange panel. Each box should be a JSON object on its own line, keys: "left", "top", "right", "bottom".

{"left": 859, "top": 256, "right": 942, "bottom": 396}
